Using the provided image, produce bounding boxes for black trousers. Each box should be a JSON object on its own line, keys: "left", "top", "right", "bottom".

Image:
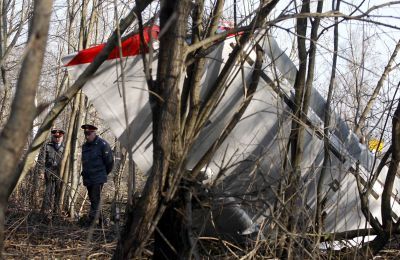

{"left": 87, "top": 184, "right": 103, "bottom": 223}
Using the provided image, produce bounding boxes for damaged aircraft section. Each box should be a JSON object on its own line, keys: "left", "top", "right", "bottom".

{"left": 62, "top": 26, "right": 399, "bottom": 245}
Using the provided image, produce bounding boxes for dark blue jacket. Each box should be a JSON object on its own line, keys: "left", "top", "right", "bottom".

{"left": 81, "top": 136, "right": 114, "bottom": 186}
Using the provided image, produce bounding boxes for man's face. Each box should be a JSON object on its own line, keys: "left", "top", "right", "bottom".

{"left": 84, "top": 130, "right": 96, "bottom": 142}
{"left": 52, "top": 135, "right": 63, "bottom": 144}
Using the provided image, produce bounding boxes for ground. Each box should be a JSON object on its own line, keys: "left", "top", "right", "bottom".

{"left": 5, "top": 205, "right": 400, "bottom": 259}
{"left": 5, "top": 210, "right": 116, "bottom": 259}
{"left": 4, "top": 172, "right": 400, "bottom": 259}
{"left": 3, "top": 168, "right": 134, "bottom": 259}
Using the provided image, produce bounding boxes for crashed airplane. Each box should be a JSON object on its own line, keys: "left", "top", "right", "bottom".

{"left": 62, "top": 25, "right": 399, "bottom": 244}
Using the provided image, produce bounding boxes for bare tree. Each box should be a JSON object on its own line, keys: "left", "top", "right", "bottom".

{"left": 58, "top": 0, "right": 100, "bottom": 216}
{"left": 113, "top": 0, "right": 280, "bottom": 259}
{"left": 316, "top": 0, "right": 340, "bottom": 249}
{"left": 354, "top": 40, "right": 400, "bottom": 138}
{"left": 0, "top": 0, "right": 30, "bottom": 126}
{"left": 0, "top": 0, "right": 53, "bottom": 251}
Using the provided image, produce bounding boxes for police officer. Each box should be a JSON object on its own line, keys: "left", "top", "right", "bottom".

{"left": 40, "top": 129, "right": 65, "bottom": 214}
{"left": 81, "top": 124, "right": 114, "bottom": 226}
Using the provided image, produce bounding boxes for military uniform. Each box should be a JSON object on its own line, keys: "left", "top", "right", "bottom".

{"left": 40, "top": 140, "right": 65, "bottom": 213}
{"left": 81, "top": 135, "right": 114, "bottom": 224}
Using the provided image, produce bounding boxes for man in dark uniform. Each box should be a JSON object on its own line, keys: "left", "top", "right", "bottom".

{"left": 81, "top": 124, "right": 114, "bottom": 226}
{"left": 40, "top": 129, "right": 65, "bottom": 214}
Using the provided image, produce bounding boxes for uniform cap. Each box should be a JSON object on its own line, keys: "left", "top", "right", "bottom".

{"left": 81, "top": 124, "right": 98, "bottom": 131}
{"left": 51, "top": 129, "right": 65, "bottom": 137}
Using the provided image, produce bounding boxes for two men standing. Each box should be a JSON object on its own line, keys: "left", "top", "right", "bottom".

{"left": 40, "top": 124, "right": 114, "bottom": 227}
{"left": 81, "top": 124, "right": 114, "bottom": 226}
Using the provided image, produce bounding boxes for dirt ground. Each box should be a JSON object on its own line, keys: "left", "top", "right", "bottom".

{"left": 4, "top": 173, "right": 400, "bottom": 259}
{"left": 3, "top": 171, "right": 133, "bottom": 260}
{"left": 5, "top": 204, "right": 400, "bottom": 260}
{"left": 3, "top": 180, "right": 130, "bottom": 260}
{"left": 4, "top": 209, "right": 118, "bottom": 259}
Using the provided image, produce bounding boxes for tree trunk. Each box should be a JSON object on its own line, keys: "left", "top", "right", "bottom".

{"left": 0, "top": 0, "right": 9, "bottom": 126}
{"left": 354, "top": 39, "right": 400, "bottom": 137}
{"left": 0, "top": 0, "right": 53, "bottom": 251}
{"left": 113, "top": 1, "right": 191, "bottom": 258}
{"left": 283, "top": 1, "right": 309, "bottom": 258}
{"left": 68, "top": 92, "right": 86, "bottom": 217}
{"left": 316, "top": 0, "right": 340, "bottom": 247}
{"left": 154, "top": 183, "right": 197, "bottom": 260}
{"left": 58, "top": 99, "right": 76, "bottom": 212}
{"left": 114, "top": 1, "right": 280, "bottom": 258}
{"left": 0, "top": 66, "right": 9, "bottom": 125}
{"left": 354, "top": 85, "right": 400, "bottom": 256}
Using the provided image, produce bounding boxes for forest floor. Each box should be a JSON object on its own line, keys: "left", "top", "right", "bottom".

{"left": 3, "top": 175, "right": 134, "bottom": 260}
{"left": 4, "top": 176, "right": 400, "bottom": 259}
{"left": 2, "top": 164, "right": 155, "bottom": 259}
{"left": 5, "top": 204, "right": 400, "bottom": 260}
{"left": 4, "top": 206, "right": 123, "bottom": 259}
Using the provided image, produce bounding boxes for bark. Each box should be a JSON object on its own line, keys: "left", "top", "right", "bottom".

{"left": 79, "top": 0, "right": 88, "bottom": 49}
{"left": 303, "top": 0, "right": 323, "bottom": 117}
{"left": 181, "top": 0, "right": 225, "bottom": 145}
{"left": 181, "top": 0, "right": 206, "bottom": 141}
{"left": 354, "top": 39, "right": 400, "bottom": 137}
{"left": 0, "top": 0, "right": 53, "bottom": 251}
{"left": 111, "top": 141, "right": 126, "bottom": 228}
{"left": 0, "top": 66, "right": 8, "bottom": 125}
{"left": 354, "top": 162, "right": 383, "bottom": 236}
{"left": 113, "top": 1, "right": 190, "bottom": 258}
{"left": 57, "top": 100, "right": 76, "bottom": 212}
{"left": 86, "top": 0, "right": 99, "bottom": 46}
{"left": 153, "top": 182, "right": 198, "bottom": 260}
{"left": 355, "top": 88, "right": 400, "bottom": 255}
{"left": 0, "top": 0, "right": 6, "bottom": 124}
{"left": 68, "top": 91, "right": 86, "bottom": 217}
{"left": 316, "top": 0, "right": 338, "bottom": 242}
{"left": 284, "top": 1, "right": 309, "bottom": 258}
{"left": 114, "top": 0, "right": 135, "bottom": 206}
{"left": 381, "top": 99, "right": 400, "bottom": 228}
